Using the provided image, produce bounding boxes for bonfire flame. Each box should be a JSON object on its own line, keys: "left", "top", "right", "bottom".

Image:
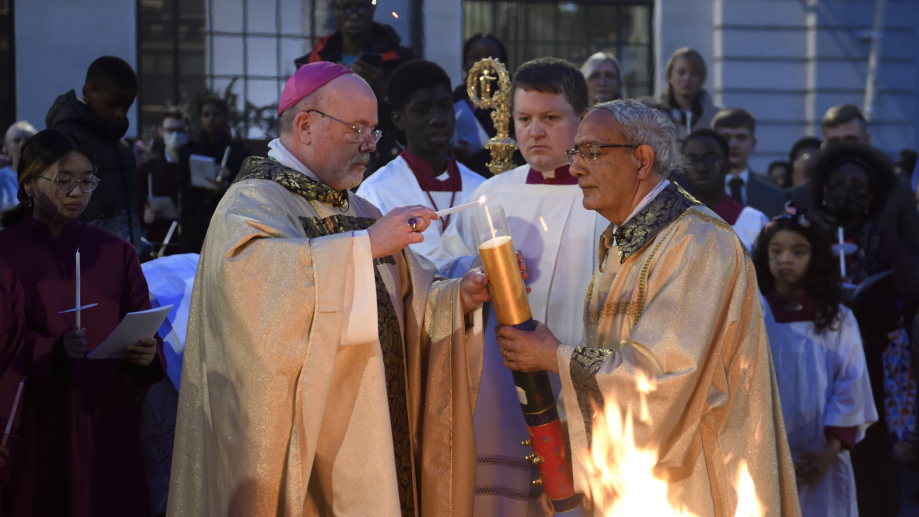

{"left": 579, "top": 370, "right": 765, "bottom": 517}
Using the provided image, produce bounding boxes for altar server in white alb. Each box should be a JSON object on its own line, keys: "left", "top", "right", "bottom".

{"left": 357, "top": 60, "right": 484, "bottom": 266}
{"left": 435, "top": 57, "right": 605, "bottom": 517}
{"left": 683, "top": 129, "right": 767, "bottom": 250}
{"left": 753, "top": 213, "right": 877, "bottom": 517}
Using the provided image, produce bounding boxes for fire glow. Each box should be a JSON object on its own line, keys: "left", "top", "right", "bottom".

{"left": 579, "top": 371, "right": 765, "bottom": 517}
{"left": 392, "top": 11, "right": 399, "bottom": 18}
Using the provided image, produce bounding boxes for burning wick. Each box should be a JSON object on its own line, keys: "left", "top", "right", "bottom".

{"left": 539, "top": 216, "right": 549, "bottom": 233}
{"left": 392, "top": 11, "right": 398, "bottom": 18}
{"left": 434, "top": 197, "right": 485, "bottom": 218}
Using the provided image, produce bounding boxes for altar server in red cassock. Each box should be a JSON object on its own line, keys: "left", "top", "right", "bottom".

{"left": 0, "top": 129, "right": 165, "bottom": 517}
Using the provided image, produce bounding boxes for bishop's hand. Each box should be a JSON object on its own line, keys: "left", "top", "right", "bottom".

{"left": 496, "top": 322, "right": 561, "bottom": 374}
{"left": 368, "top": 205, "right": 438, "bottom": 259}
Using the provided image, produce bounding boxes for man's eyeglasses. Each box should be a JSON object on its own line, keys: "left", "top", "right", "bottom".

{"left": 306, "top": 109, "right": 382, "bottom": 145}
{"left": 37, "top": 174, "right": 100, "bottom": 194}
{"left": 333, "top": 2, "right": 375, "bottom": 16}
{"left": 685, "top": 154, "right": 723, "bottom": 169}
{"left": 162, "top": 127, "right": 189, "bottom": 134}
{"left": 565, "top": 143, "right": 638, "bottom": 165}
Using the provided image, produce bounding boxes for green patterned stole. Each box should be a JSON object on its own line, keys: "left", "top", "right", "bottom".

{"left": 237, "top": 157, "right": 414, "bottom": 516}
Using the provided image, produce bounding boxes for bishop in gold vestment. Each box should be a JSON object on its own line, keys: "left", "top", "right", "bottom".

{"left": 496, "top": 100, "right": 800, "bottom": 516}
{"left": 168, "top": 62, "right": 486, "bottom": 517}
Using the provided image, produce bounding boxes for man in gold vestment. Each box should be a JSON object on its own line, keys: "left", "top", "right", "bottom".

{"left": 167, "top": 62, "right": 491, "bottom": 516}
{"left": 495, "top": 100, "right": 801, "bottom": 516}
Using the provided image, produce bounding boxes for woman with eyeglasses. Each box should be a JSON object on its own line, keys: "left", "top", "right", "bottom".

{"left": 0, "top": 129, "right": 165, "bottom": 516}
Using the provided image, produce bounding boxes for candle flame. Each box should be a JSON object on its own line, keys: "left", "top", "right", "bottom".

{"left": 478, "top": 196, "right": 486, "bottom": 204}
{"left": 539, "top": 216, "right": 549, "bottom": 232}
{"left": 392, "top": 11, "right": 398, "bottom": 18}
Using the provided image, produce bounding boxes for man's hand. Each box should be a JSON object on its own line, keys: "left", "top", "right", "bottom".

{"left": 351, "top": 59, "right": 385, "bottom": 97}
{"left": 121, "top": 337, "right": 157, "bottom": 367}
{"left": 62, "top": 328, "right": 87, "bottom": 360}
{"left": 367, "top": 205, "right": 438, "bottom": 259}
{"left": 460, "top": 267, "right": 489, "bottom": 314}
{"left": 495, "top": 321, "right": 561, "bottom": 373}
{"left": 143, "top": 205, "right": 157, "bottom": 224}
{"left": 794, "top": 436, "right": 841, "bottom": 484}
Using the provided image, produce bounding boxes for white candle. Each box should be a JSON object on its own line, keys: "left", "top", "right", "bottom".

{"left": 686, "top": 110, "right": 693, "bottom": 135}
{"left": 3, "top": 379, "right": 24, "bottom": 438}
{"left": 75, "top": 249, "right": 81, "bottom": 329}
{"left": 221, "top": 146, "right": 231, "bottom": 168}
{"left": 158, "top": 221, "right": 179, "bottom": 258}
{"left": 434, "top": 198, "right": 484, "bottom": 218}
{"left": 147, "top": 173, "right": 154, "bottom": 200}
{"left": 838, "top": 226, "right": 846, "bottom": 279}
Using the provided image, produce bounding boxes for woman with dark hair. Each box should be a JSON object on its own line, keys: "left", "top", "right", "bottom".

{"left": 176, "top": 97, "right": 251, "bottom": 253}
{"left": 809, "top": 144, "right": 919, "bottom": 517}
{"left": 659, "top": 47, "right": 722, "bottom": 139}
{"left": 451, "top": 33, "right": 509, "bottom": 177}
{"left": 753, "top": 212, "right": 876, "bottom": 516}
{"left": 0, "top": 129, "right": 165, "bottom": 516}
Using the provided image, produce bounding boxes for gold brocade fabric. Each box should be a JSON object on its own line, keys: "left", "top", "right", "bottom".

{"left": 559, "top": 201, "right": 801, "bottom": 517}
{"left": 299, "top": 213, "right": 413, "bottom": 517}
{"left": 612, "top": 183, "right": 701, "bottom": 263}
{"left": 167, "top": 158, "right": 484, "bottom": 517}
{"left": 235, "top": 156, "right": 350, "bottom": 210}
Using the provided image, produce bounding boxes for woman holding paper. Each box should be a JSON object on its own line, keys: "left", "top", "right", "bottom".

{"left": 0, "top": 129, "right": 165, "bottom": 517}
{"left": 176, "top": 97, "right": 251, "bottom": 253}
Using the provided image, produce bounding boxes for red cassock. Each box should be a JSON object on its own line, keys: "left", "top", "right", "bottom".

{"left": 0, "top": 216, "right": 165, "bottom": 517}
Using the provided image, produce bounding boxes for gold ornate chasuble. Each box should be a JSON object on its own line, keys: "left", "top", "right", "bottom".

{"left": 235, "top": 157, "right": 414, "bottom": 516}
{"left": 557, "top": 184, "right": 801, "bottom": 517}
{"left": 167, "top": 157, "right": 483, "bottom": 517}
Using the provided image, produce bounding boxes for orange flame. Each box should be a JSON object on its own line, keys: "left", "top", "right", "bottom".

{"left": 392, "top": 11, "right": 399, "bottom": 18}
{"left": 580, "top": 371, "right": 765, "bottom": 517}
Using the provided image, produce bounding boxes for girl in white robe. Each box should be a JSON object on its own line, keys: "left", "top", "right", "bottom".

{"left": 752, "top": 213, "right": 877, "bottom": 517}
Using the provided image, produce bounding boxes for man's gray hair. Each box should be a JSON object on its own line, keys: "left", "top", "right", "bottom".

{"left": 590, "top": 99, "right": 685, "bottom": 175}
{"left": 278, "top": 88, "right": 326, "bottom": 135}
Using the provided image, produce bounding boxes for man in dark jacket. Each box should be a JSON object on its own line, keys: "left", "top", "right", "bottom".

{"left": 296, "top": 0, "right": 416, "bottom": 170}
{"left": 46, "top": 56, "right": 147, "bottom": 254}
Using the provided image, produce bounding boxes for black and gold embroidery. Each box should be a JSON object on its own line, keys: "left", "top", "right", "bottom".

{"left": 615, "top": 183, "right": 701, "bottom": 263}
{"left": 570, "top": 346, "right": 614, "bottom": 446}
{"left": 235, "top": 156, "right": 350, "bottom": 210}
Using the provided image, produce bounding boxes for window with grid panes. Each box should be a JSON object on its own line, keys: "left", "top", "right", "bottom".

{"left": 462, "top": 0, "right": 654, "bottom": 98}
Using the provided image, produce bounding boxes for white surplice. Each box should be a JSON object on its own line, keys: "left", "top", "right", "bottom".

{"left": 733, "top": 205, "right": 768, "bottom": 251}
{"left": 435, "top": 164, "right": 607, "bottom": 517}
{"left": 762, "top": 299, "right": 878, "bottom": 517}
{"left": 356, "top": 155, "right": 485, "bottom": 266}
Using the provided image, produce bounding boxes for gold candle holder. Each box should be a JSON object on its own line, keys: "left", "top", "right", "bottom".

{"left": 466, "top": 58, "right": 518, "bottom": 175}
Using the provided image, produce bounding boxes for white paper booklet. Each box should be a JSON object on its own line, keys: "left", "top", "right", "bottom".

{"left": 87, "top": 305, "right": 173, "bottom": 359}
{"left": 189, "top": 154, "right": 219, "bottom": 189}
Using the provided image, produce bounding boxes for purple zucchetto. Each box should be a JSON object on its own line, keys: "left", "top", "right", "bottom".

{"left": 277, "top": 62, "right": 354, "bottom": 115}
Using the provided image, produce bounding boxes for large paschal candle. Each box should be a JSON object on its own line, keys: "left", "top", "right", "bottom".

{"left": 472, "top": 204, "right": 582, "bottom": 514}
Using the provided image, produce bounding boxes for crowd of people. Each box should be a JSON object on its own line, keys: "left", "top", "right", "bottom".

{"left": 1, "top": 1, "right": 918, "bottom": 516}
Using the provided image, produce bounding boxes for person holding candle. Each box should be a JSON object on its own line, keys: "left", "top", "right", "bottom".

{"left": 752, "top": 210, "right": 877, "bottom": 517}
{"left": 167, "top": 62, "right": 495, "bottom": 516}
{"left": 436, "top": 57, "right": 607, "bottom": 517}
{"left": 176, "top": 97, "right": 251, "bottom": 254}
{"left": 807, "top": 143, "right": 919, "bottom": 517}
{"left": 0, "top": 129, "right": 166, "bottom": 517}
{"left": 357, "top": 60, "right": 485, "bottom": 266}
{"left": 137, "top": 107, "right": 188, "bottom": 253}
{"left": 494, "top": 99, "right": 801, "bottom": 516}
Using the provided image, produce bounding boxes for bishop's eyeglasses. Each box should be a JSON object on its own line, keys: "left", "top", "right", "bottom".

{"left": 306, "top": 109, "right": 383, "bottom": 145}
{"left": 565, "top": 143, "right": 638, "bottom": 165}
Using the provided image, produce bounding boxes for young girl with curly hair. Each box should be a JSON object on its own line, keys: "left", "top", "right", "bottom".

{"left": 753, "top": 212, "right": 877, "bottom": 517}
